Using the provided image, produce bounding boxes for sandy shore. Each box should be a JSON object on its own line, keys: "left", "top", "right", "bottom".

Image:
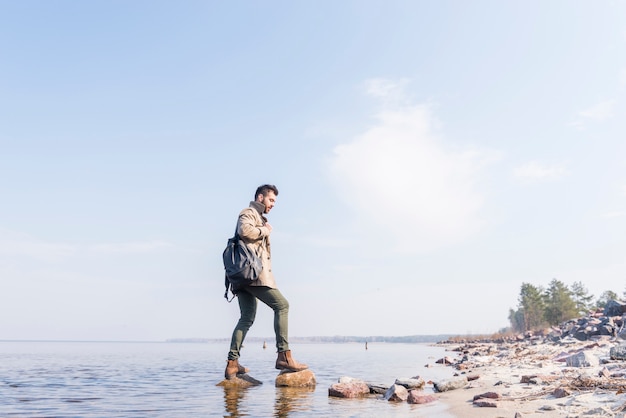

{"left": 433, "top": 337, "right": 626, "bottom": 417}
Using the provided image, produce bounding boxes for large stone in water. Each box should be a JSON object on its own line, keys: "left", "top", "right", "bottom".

{"left": 395, "top": 376, "right": 425, "bottom": 389}
{"left": 384, "top": 384, "right": 408, "bottom": 402}
{"left": 433, "top": 376, "right": 468, "bottom": 392}
{"left": 328, "top": 378, "right": 370, "bottom": 398}
{"left": 275, "top": 369, "right": 316, "bottom": 387}
{"left": 407, "top": 391, "right": 437, "bottom": 404}
{"left": 216, "top": 374, "right": 263, "bottom": 388}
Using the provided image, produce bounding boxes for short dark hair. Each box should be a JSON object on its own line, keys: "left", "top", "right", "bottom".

{"left": 255, "top": 184, "right": 279, "bottom": 198}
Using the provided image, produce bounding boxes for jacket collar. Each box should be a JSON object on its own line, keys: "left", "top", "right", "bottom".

{"left": 249, "top": 200, "right": 266, "bottom": 216}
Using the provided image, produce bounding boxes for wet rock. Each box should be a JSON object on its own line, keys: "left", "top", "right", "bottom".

{"left": 394, "top": 376, "right": 425, "bottom": 389}
{"left": 433, "top": 376, "right": 467, "bottom": 392}
{"left": 384, "top": 384, "right": 408, "bottom": 402}
{"left": 407, "top": 390, "right": 437, "bottom": 404}
{"left": 328, "top": 377, "right": 370, "bottom": 398}
{"left": 436, "top": 356, "right": 455, "bottom": 365}
{"left": 275, "top": 369, "right": 316, "bottom": 387}
{"left": 216, "top": 374, "right": 263, "bottom": 388}
{"left": 367, "top": 383, "right": 388, "bottom": 395}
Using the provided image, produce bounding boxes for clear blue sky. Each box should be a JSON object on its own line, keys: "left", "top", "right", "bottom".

{"left": 1, "top": 1, "right": 625, "bottom": 341}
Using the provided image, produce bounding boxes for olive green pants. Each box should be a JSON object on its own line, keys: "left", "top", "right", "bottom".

{"left": 228, "top": 286, "right": 290, "bottom": 360}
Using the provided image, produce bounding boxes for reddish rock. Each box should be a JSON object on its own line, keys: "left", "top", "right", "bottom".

{"left": 216, "top": 374, "right": 262, "bottom": 388}
{"left": 520, "top": 375, "right": 538, "bottom": 383}
{"left": 384, "top": 384, "right": 408, "bottom": 402}
{"left": 275, "top": 369, "right": 316, "bottom": 388}
{"left": 467, "top": 374, "right": 480, "bottom": 381}
{"left": 473, "top": 399, "right": 498, "bottom": 407}
{"left": 328, "top": 380, "right": 370, "bottom": 398}
{"left": 407, "top": 390, "right": 437, "bottom": 404}
{"left": 473, "top": 391, "right": 500, "bottom": 401}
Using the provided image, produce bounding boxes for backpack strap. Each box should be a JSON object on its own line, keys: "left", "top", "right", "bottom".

{"left": 224, "top": 275, "right": 235, "bottom": 302}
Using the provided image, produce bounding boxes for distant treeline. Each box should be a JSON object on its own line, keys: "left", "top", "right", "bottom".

{"left": 508, "top": 279, "right": 626, "bottom": 333}
{"left": 166, "top": 335, "right": 453, "bottom": 344}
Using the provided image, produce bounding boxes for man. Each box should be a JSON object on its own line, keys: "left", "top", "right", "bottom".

{"left": 224, "top": 184, "right": 308, "bottom": 379}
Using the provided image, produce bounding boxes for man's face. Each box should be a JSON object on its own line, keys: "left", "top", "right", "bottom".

{"left": 259, "top": 191, "right": 277, "bottom": 214}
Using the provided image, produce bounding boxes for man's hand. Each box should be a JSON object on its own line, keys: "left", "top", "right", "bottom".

{"left": 265, "top": 222, "right": 272, "bottom": 233}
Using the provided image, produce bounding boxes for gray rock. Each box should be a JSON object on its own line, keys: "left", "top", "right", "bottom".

{"left": 394, "top": 376, "right": 425, "bottom": 389}
{"left": 433, "top": 376, "right": 468, "bottom": 392}
{"left": 604, "top": 300, "right": 626, "bottom": 317}
{"left": 384, "top": 384, "right": 408, "bottom": 402}
{"left": 566, "top": 351, "right": 599, "bottom": 367}
{"left": 610, "top": 344, "right": 626, "bottom": 360}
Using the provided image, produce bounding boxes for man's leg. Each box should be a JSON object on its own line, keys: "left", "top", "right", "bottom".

{"left": 245, "top": 286, "right": 290, "bottom": 352}
{"left": 246, "top": 286, "right": 308, "bottom": 371}
{"left": 227, "top": 289, "right": 258, "bottom": 360}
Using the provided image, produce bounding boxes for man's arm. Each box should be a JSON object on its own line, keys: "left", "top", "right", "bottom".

{"left": 237, "top": 209, "right": 271, "bottom": 241}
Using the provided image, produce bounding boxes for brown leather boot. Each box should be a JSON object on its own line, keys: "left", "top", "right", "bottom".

{"left": 275, "top": 350, "right": 308, "bottom": 372}
{"left": 224, "top": 359, "right": 250, "bottom": 379}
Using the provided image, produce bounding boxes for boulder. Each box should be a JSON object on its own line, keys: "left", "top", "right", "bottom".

{"left": 566, "top": 351, "right": 599, "bottom": 367}
{"left": 216, "top": 374, "right": 262, "bottom": 388}
{"left": 604, "top": 300, "right": 626, "bottom": 317}
{"left": 275, "top": 369, "right": 316, "bottom": 387}
{"left": 384, "top": 384, "right": 408, "bottom": 402}
{"left": 328, "top": 378, "right": 370, "bottom": 398}
{"left": 610, "top": 344, "right": 626, "bottom": 360}
{"left": 433, "top": 376, "right": 468, "bottom": 392}
{"left": 394, "top": 376, "right": 425, "bottom": 390}
{"left": 407, "top": 390, "right": 437, "bottom": 404}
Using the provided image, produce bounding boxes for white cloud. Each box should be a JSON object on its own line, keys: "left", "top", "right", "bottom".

{"left": 362, "top": 78, "right": 411, "bottom": 106}
{"left": 579, "top": 100, "right": 615, "bottom": 121}
{"left": 570, "top": 100, "right": 616, "bottom": 130}
{"left": 513, "top": 161, "right": 569, "bottom": 182}
{"left": 328, "top": 86, "right": 495, "bottom": 253}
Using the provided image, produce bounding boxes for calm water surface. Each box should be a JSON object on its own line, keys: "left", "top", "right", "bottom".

{"left": 0, "top": 341, "right": 460, "bottom": 417}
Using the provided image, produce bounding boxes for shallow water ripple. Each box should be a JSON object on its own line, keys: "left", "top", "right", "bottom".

{"left": 0, "top": 341, "right": 457, "bottom": 417}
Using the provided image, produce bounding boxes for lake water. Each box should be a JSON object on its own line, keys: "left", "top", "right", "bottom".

{"left": 0, "top": 341, "right": 460, "bottom": 417}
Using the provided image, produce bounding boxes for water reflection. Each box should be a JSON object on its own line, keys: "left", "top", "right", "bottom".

{"left": 222, "top": 387, "right": 248, "bottom": 417}
{"left": 274, "top": 386, "right": 315, "bottom": 418}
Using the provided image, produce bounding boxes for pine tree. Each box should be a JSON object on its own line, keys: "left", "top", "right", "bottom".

{"left": 544, "top": 279, "right": 578, "bottom": 325}
{"left": 596, "top": 290, "right": 619, "bottom": 309}
{"left": 515, "top": 283, "right": 546, "bottom": 331}
{"left": 571, "top": 281, "right": 594, "bottom": 315}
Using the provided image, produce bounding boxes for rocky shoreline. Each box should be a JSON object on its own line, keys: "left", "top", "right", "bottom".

{"left": 327, "top": 301, "right": 626, "bottom": 417}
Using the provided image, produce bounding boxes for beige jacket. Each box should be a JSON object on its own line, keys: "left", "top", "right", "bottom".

{"left": 237, "top": 203, "right": 277, "bottom": 289}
